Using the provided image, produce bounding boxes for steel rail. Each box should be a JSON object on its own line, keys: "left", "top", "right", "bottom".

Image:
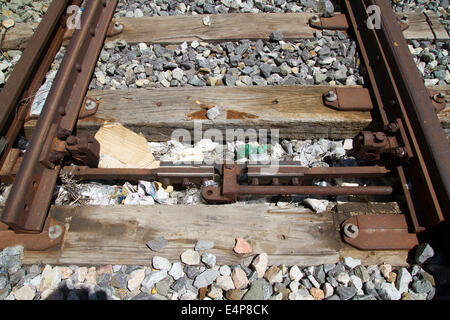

{"left": 0, "top": 0, "right": 71, "bottom": 140}
{"left": 1, "top": 0, "right": 119, "bottom": 233}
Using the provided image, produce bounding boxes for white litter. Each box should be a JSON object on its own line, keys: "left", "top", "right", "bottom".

{"left": 30, "top": 71, "right": 57, "bottom": 117}
{"left": 303, "top": 198, "right": 331, "bottom": 213}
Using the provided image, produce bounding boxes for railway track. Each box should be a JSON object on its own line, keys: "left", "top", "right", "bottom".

{"left": 0, "top": 0, "right": 449, "bottom": 301}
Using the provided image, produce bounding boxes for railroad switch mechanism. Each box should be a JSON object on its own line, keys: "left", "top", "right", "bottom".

{"left": 202, "top": 163, "right": 393, "bottom": 204}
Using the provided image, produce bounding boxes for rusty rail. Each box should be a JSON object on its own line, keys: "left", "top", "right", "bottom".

{"left": 1, "top": 0, "right": 119, "bottom": 233}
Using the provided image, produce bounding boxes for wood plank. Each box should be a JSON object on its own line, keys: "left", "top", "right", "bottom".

{"left": 109, "top": 13, "right": 316, "bottom": 44}
{"left": 109, "top": 12, "right": 442, "bottom": 44}
{"left": 24, "top": 85, "right": 374, "bottom": 141}
{"left": 22, "top": 204, "right": 409, "bottom": 267}
{"left": 424, "top": 11, "right": 449, "bottom": 40}
{"left": 24, "top": 85, "right": 449, "bottom": 142}
{"left": 4, "top": 12, "right": 445, "bottom": 51}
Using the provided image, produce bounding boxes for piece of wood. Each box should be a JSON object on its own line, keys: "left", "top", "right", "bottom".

{"left": 24, "top": 85, "right": 449, "bottom": 142}
{"left": 95, "top": 122, "right": 160, "bottom": 169}
{"left": 109, "top": 12, "right": 446, "bottom": 43}
{"left": 108, "top": 13, "right": 316, "bottom": 44}
{"left": 21, "top": 204, "right": 409, "bottom": 267}
{"left": 424, "top": 11, "right": 450, "bottom": 40}
{"left": 24, "top": 85, "right": 373, "bottom": 141}
{"left": 4, "top": 12, "right": 447, "bottom": 51}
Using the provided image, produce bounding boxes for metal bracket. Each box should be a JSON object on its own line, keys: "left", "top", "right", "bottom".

{"left": 78, "top": 97, "right": 99, "bottom": 119}
{"left": 342, "top": 215, "right": 418, "bottom": 250}
{"left": 429, "top": 90, "right": 446, "bottom": 113}
{"left": 323, "top": 87, "right": 373, "bottom": 111}
{"left": 48, "top": 134, "right": 100, "bottom": 168}
{"left": 309, "top": 14, "right": 349, "bottom": 30}
{"left": 0, "top": 218, "right": 65, "bottom": 251}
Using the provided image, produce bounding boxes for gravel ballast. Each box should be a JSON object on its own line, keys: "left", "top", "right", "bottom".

{"left": 0, "top": 243, "right": 444, "bottom": 300}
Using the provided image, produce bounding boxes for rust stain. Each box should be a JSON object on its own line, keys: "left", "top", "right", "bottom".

{"left": 156, "top": 102, "right": 163, "bottom": 107}
{"left": 227, "top": 110, "right": 258, "bottom": 119}
{"left": 188, "top": 110, "right": 208, "bottom": 120}
{"left": 80, "top": 115, "right": 116, "bottom": 124}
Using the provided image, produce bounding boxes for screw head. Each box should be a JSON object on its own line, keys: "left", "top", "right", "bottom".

{"left": 48, "top": 225, "right": 63, "bottom": 240}
{"left": 324, "top": 90, "right": 337, "bottom": 102}
{"left": 343, "top": 223, "right": 359, "bottom": 239}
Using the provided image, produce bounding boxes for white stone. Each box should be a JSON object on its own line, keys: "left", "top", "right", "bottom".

{"left": 14, "top": 285, "right": 36, "bottom": 300}
{"left": 289, "top": 280, "right": 299, "bottom": 293}
{"left": 350, "top": 275, "right": 364, "bottom": 295}
{"left": 127, "top": 269, "right": 145, "bottom": 292}
{"left": 169, "top": 262, "right": 183, "bottom": 280}
{"left": 208, "top": 285, "right": 223, "bottom": 299}
{"left": 396, "top": 268, "right": 412, "bottom": 294}
{"left": 379, "top": 282, "right": 401, "bottom": 300}
{"left": 289, "top": 265, "right": 304, "bottom": 281}
{"left": 251, "top": 253, "right": 268, "bottom": 278}
{"left": 335, "top": 272, "right": 350, "bottom": 286}
{"left": 216, "top": 275, "right": 235, "bottom": 291}
{"left": 181, "top": 249, "right": 200, "bottom": 265}
{"left": 343, "top": 257, "right": 361, "bottom": 269}
{"left": 343, "top": 139, "right": 353, "bottom": 150}
{"left": 142, "top": 270, "right": 168, "bottom": 290}
{"left": 219, "top": 265, "right": 232, "bottom": 276}
{"left": 138, "top": 42, "right": 149, "bottom": 53}
{"left": 180, "top": 290, "right": 197, "bottom": 300}
{"left": 172, "top": 68, "right": 184, "bottom": 81}
{"left": 153, "top": 256, "right": 172, "bottom": 271}
{"left": 191, "top": 40, "right": 200, "bottom": 49}
{"left": 289, "top": 289, "right": 314, "bottom": 300}
{"left": 41, "top": 266, "right": 62, "bottom": 291}
{"left": 323, "top": 282, "right": 334, "bottom": 298}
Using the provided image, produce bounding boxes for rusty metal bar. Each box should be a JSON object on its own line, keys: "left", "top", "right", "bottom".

{"left": 65, "top": 165, "right": 215, "bottom": 183}
{"left": 246, "top": 165, "right": 390, "bottom": 179}
{"left": 0, "top": 0, "right": 71, "bottom": 134}
{"left": 1, "top": 0, "right": 119, "bottom": 233}
{"left": 237, "top": 185, "right": 393, "bottom": 196}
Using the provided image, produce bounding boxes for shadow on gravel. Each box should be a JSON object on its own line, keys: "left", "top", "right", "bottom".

{"left": 43, "top": 283, "right": 109, "bottom": 300}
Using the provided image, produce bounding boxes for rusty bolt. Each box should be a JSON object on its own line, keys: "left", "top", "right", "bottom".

{"left": 66, "top": 136, "right": 77, "bottom": 146}
{"left": 433, "top": 92, "right": 446, "bottom": 103}
{"left": 48, "top": 225, "right": 63, "bottom": 240}
{"left": 85, "top": 99, "right": 97, "bottom": 111}
{"left": 392, "top": 147, "right": 406, "bottom": 158}
{"left": 114, "top": 22, "right": 124, "bottom": 32}
{"left": 324, "top": 90, "right": 338, "bottom": 102}
{"left": 343, "top": 223, "right": 359, "bottom": 239}
{"left": 386, "top": 123, "right": 399, "bottom": 133}
{"left": 310, "top": 15, "right": 320, "bottom": 23}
